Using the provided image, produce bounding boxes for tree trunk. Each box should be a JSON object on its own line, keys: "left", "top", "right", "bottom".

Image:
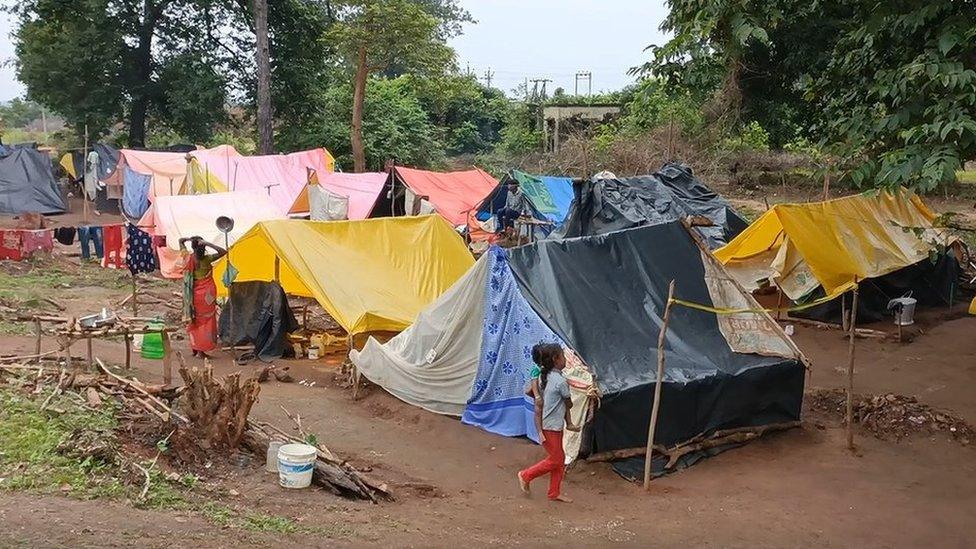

{"left": 129, "top": 1, "right": 156, "bottom": 148}
{"left": 253, "top": 0, "right": 273, "bottom": 154}
{"left": 351, "top": 46, "right": 369, "bottom": 173}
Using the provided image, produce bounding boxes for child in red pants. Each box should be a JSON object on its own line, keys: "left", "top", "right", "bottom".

{"left": 517, "top": 343, "right": 579, "bottom": 502}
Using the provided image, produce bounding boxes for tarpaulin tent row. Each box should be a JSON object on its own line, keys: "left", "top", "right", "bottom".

{"left": 555, "top": 162, "right": 748, "bottom": 249}
{"left": 0, "top": 147, "right": 66, "bottom": 215}
{"left": 714, "top": 189, "right": 961, "bottom": 322}
{"left": 212, "top": 215, "right": 474, "bottom": 335}
{"left": 372, "top": 166, "right": 499, "bottom": 228}
{"left": 352, "top": 220, "right": 804, "bottom": 471}
{"left": 188, "top": 145, "right": 336, "bottom": 215}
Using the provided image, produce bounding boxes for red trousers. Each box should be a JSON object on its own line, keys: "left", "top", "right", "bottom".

{"left": 519, "top": 429, "right": 565, "bottom": 500}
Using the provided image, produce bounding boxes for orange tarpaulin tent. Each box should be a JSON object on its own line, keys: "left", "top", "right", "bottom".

{"left": 392, "top": 166, "right": 498, "bottom": 226}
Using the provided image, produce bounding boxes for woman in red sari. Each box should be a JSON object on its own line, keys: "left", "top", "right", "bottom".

{"left": 180, "top": 236, "right": 226, "bottom": 358}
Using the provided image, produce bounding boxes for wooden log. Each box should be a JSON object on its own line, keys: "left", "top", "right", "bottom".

{"left": 644, "top": 280, "right": 675, "bottom": 490}
{"left": 86, "top": 336, "right": 93, "bottom": 369}
{"left": 846, "top": 284, "right": 859, "bottom": 450}
{"left": 587, "top": 421, "right": 801, "bottom": 465}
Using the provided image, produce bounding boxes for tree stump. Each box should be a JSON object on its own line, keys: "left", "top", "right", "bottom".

{"left": 177, "top": 358, "right": 260, "bottom": 451}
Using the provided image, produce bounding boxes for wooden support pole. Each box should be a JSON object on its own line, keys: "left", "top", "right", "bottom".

{"left": 131, "top": 274, "right": 138, "bottom": 316}
{"left": 644, "top": 280, "right": 676, "bottom": 490}
{"left": 123, "top": 330, "right": 131, "bottom": 371}
{"left": 33, "top": 317, "right": 42, "bottom": 364}
{"left": 86, "top": 336, "right": 93, "bottom": 369}
{"left": 162, "top": 330, "right": 173, "bottom": 387}
{"left": 846, "top": 283, "right": 859, "bottom": 450}
{"left": 822, "top": 167, "right": 830, "bottom": 202}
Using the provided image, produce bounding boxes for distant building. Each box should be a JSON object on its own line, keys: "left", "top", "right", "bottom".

{"left": 541, "top": 104, "right": 621, "bottom": 152}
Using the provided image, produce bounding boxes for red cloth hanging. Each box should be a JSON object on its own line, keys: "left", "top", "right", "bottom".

{"left": 101, "top": 224, "right": 126, "bottom": 269}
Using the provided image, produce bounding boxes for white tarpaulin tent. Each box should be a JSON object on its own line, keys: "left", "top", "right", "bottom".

{"left": 149, "top": 189, "right": 282, "bottom": 250}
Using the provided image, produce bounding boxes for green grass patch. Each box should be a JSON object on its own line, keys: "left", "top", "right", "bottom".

{"left": 0, "top": 320, "right": 32, "bottom": 335}
{"left": 0, "top": 260, "right": 129, "bottom": 302}
{"left": 0, "top": 386, "right": 123, "bottom": 498}
{"left": 199, "top": 501, "right": 348, "bottom": 536}
{"left": 0, "top": 385, "right": 349, "bottom": 540}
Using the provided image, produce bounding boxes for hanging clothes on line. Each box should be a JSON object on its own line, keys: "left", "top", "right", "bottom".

{"left": 78, "top": 226, "right": 103, "bottom": 260}
{"left": 101, "top": 224, "right": 125, "bottom": 269}
{"left": 125, "top": 223, "right": 156, "bottom": 275}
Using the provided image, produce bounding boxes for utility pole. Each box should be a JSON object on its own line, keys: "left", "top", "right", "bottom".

{"left": 529, "top": 78, "right": 552, "bottom": 102}
{"left": 575, "top": 71, "right": 592, "bottom": 97}
{"left": 482, "top": 68, "right": 494, "bottom": 88}
{"left": 253, "top": 0, "right": 273, "bottom": 154}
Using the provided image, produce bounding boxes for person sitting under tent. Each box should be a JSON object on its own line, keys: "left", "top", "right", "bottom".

{"left": 180, "top": 236, "right": 226, "bottom": 359}
{"left": 498, "top": 182, "right": 527, "bottom": 234}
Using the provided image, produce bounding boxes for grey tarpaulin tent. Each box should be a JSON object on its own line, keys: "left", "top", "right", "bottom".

{"left": 0, "top": 147, "right": 66, "bottom": 215}
{"left": 554, "top": 162, "right": 748, "bottom": 249}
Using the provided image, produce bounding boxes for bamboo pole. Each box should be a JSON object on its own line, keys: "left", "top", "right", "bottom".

{"left": 33, "top": 317, "right": 42, "bottom": 364}
{"left": 123, "top": 329, "right": 131, "bottom": 371}
{"left": 82, "top": 125, "right": 90, "bottom": 224}
{"left": 131, "top": 274, "right": 138, "bottom": 316}
{"left": 644, "top": 280, "right": 676, "bottom": 490}
{"left": 846, "top": 283, "right": 859, "bottom": 450}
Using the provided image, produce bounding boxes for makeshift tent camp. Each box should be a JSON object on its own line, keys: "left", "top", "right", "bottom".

{"left": 350, "top": 247, "right": 594, "bottom": 458}
{"left": 714, "top": 190, "right": 960, "bottom": 322}
{"left": 58, "top": 144, "right": 122, "bottom": 214}
{"left": 188, "top": 145, "right": 335, "bottom": 215}
{"left": 0, "top": 147, "right": 66, "bottom": 215}
{"left": 120, "top": 149, "right": 195, "bottom": 200}
{"left": 374, "top": 166, "right": 498, "bottom": 226}
{"left": 146, "top": 189, "right": 282, "bottom": 250}
{"left": 212, "top": 215, "right": 474, "bottom": 335}
{"left": 305, "top": 171, "right": 386, "bottom": 221}
{"left": 555, "top": 162, "right": 748, "bottom": 249}
{"left": 352, "top": 220, "right": 804, "bottom": 471}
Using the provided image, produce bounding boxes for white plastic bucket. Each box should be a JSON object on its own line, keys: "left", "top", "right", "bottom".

{"left": 308, "top": 346, "right": 320, "bottom": 360}
{"left": 277, "top": 443, "right": 316, "bottom": 489}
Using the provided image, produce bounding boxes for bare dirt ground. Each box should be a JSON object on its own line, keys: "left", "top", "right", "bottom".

{"left": 0, "top": 191, "right": 975, "bottom": 547}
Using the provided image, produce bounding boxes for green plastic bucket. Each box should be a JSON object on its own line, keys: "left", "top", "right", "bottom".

{"left": 141, "top": 320, "right": 165, "bottom": 360}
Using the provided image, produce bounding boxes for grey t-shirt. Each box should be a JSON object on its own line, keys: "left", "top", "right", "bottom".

{"left": 541, "top": 370, "right": 571, "bottom": 431}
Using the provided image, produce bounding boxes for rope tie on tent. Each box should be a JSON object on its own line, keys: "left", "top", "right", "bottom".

{"left": 668, "top": 291, "right": 845, "bottom": 315}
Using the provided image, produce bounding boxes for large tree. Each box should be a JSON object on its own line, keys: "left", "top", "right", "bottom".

{"left": 11, "top": 0, "right": 236, "bottom": 145}
{"left": 326, "top": 0, "right": 468, "bottom": 171}
{"left": 644, "top": 0, "right": 976, "bottom": 190}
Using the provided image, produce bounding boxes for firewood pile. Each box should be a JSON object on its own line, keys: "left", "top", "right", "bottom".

{"left": 808, "top": 389, "right": 974, "bottom": 445}
{"left": 0, "top": 355, "right": 392, "bottom": 502}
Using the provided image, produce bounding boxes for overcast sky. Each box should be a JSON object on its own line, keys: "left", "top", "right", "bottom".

{"left": 0, "top": 0, "right": 670, "bottom": 102}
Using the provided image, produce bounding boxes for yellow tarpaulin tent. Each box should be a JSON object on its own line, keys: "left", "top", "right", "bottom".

{"left": 714, "top": 190, "right": 948, "bottom": 300}
{"left": 213, "top": 215, "right": 474, "bottom": 335}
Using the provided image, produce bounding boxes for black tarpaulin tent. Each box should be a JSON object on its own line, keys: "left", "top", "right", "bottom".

{"left": 0, "top": 147, "right": 66, "bottom": 215}
{"left": 508, "top": 222, "right": 805, "bottom": 461}
{"left": 218, "top": 281, "right": 299, "bottom": 362}
{"left": 554, "top": 163, "right": 748, "bottom": 249}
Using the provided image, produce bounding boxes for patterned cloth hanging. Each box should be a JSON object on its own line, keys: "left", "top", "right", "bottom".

{"left": 125, "top": 223, "right": 156, "bottom": 275}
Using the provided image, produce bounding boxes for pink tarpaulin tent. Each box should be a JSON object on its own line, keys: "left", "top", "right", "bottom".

{"left": 189, "top": 145, "right": 335, "bottom": 215}
{"left": 308, "top": 171, "right": 387, "bottom": 220}
{"left": 120, "top": 149, "right": 199, "bottom": 199}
